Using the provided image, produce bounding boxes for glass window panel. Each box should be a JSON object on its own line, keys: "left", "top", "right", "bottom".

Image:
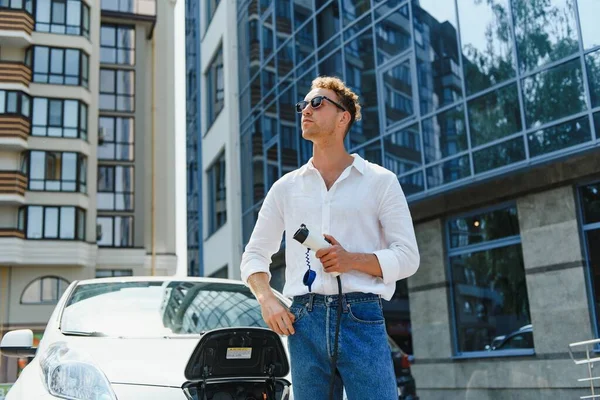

{"left": 61, "top": 153, "right": 77, "bottom": 181}
{"left": 458, "top": 0, "right": 515, "bottom": 95}
{"left": 30, "top": 151, "right": 46, "bottom": 181}
{"left": 51, "top": 1, "right": 66, "bottom": 24}
{"left": 66, "top": 1, "right": 80, "bottom": 28}
{"left": 295, "top": 19, "right": 314, "bottom": 65}
{"left": 342, "top": 0, "right": 370, "bottom": 28}
{"left": 383, "top": 124, "right": 422, "bottom": 175}
{"left": 577, "top": 0, "right": 600, "bottom": 50}
{"left": 473, "top": 137, "right": 526, "bottom": 174}
{"left": 27, "top": 206, "right": 43, "bottom": 238}
{"left": 375, "top": 3, "right": 410, "bottom": 65}
{"left": 448, "top": 206, "right": 520, "bottom": 248}
{"left": 527, "top": 115, "right": 592, "bottom": 158}
{"left": 21, "top": 95, "right": 30, "bottom": 117}
{"left": 6, "top": 92, "right": 17, "bottom": 113}
{"left": 34, "top": 47, "right": 49, "bottom": 73}
{"left": 49, "top": 100, "right": 62, "bottom": 126}
{"left": 423, "top": 106, "right": 468, "bottom": 163}
{"left": 115, "top": 216, "right": 133, "bottom": 246}
{"left": 97, "top": 166, "right": 114, "bottom": 191}
{"left": 581, "top": 183, "right": 600, "bottom": 225}
{"left": 63, "top": 100, "right": 78, "bottom": 128}
{"left": 450, "top": 243, "right": 532, "bottom": 353}
{"left": 60, "top": 207, "right": 75, "bottom": 239}
{"left": 522, "top": 59, "right": 586, "bottom": 129}
{"left": 37, "top": 0, "right": 51, "bottom": 23}
{"left": 355, "top": 140, "right": 382, "bottom": 165}
{"left": 0, "top": 91, "right": 4, "bottom": 113}
{"left": 584, "top": 229, "right": 600, "bottom": 330}
{"left": 50, "top": 48, "right": 64, "bottom": 73}
{"left": 293, "top": 0, "right": 311, "bottom": 28}
{"left": 468, "top": 84, "right": 522, "bottom": 147}
{"left": 399, "top": 170, "right": 425, "bottom": 196}
{"left": 97, "top": 193, "right": 114, "bottom": 210}
{"left": 97, "top": 217, "right": 114, "bottom": 246}
{"left": 587, "top": 49, "right": 600, "bottom": 109}
{"left": 413, "top": 0, "right": 463, "bottom": 115}
{"left": 41, "top": 278, "right": 58, "bottom": 302}
{"left": 32, "top": 98, "right": 47, "bottom": 128}
{"left": 315, "top": 1, "right": 339, "bottom": 47}
{"left": 115, "top": 166, "right": 133, "bottom": 192}
{"left": 426, "top": 155, "right": 471, "bottom": 188}
{"left": 65, "top": 49, "right": 79, "bottom": 76}
{"left": 512, "top": 0, "right": 578, "bottom": 73}
{"left": 44, "top": 207, "right": 59, "bottom": 238}
{"left": 383, "top": 59, "right": 414, "bottom": 127}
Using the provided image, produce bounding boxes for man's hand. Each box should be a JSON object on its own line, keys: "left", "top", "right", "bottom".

{"left": 258, "top": 295, "right": 296, "bottom": 336}
{"left": 315, "top": 234, "right": 355, "bottom": 275}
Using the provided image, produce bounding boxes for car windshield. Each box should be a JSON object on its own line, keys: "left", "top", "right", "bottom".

{"left": 60, "top": 280, "right": 269, "bottom": 337}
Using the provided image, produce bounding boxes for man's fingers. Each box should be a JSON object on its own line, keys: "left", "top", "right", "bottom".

{"left": 315, "top": 247, "right": 332, "bottom": 259}
{"left": 282, "top": 313, "right": 295, "bottom": 335}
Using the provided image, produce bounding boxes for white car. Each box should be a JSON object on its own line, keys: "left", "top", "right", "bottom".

{"left": 0, "top": 276, "right": 294, "bottom": 400}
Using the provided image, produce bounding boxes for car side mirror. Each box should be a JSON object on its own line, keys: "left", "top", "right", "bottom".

{"left": 0, "top": 329, "right": 36, "bottom": 358}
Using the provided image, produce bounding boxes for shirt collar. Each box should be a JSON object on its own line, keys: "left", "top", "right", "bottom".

{"left": 299, "top": 153, "right": 366, "bottom": 176}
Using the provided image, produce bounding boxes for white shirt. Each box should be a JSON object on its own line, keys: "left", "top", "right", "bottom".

{"left": 240, "top": 153, "right": 420, "bottom": 301}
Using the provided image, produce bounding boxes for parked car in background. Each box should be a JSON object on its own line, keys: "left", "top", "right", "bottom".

{"left": 388, "top": 336, "right": 419, "bottom": 400}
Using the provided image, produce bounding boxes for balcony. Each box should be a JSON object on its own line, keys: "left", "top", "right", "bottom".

{"left": 0, "top": 61, "right": 32, "bottom": 87}
{"left": 0, "top": 171, "right": 27, "bottom": 203}
{"left": 0, "top": 8, "right": 33, "bottom": 48}
{"left": 0, "top": 115, "right": 29, "bottom": 149}
{"left": 0, "top": 228, "right": 24, "bottom": 239}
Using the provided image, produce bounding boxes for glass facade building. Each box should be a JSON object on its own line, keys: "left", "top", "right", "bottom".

{"left": 186, "top": 0, "right": 203, "bottom": 277}
{"left": 234, "top": 0, "right": 600, "bottom": 362}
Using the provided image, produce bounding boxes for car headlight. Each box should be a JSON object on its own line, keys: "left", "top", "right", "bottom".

{"left": 39, "top": 341, "right": 117, "bottom": 400}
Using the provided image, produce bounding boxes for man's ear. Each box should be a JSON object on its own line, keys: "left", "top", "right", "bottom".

{"left": 338, "top": 111, "right": 351, "bottom": 129}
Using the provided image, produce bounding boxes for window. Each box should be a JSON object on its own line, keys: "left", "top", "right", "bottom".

{"left": 207, "top": 152, "right": 226, "bottom": 234}
{"left": 31, "top": 97, "right": 88, "bottom": 139}
{"left": 99, "top": 68, "right": 135, "bottom": 111}
{"left": 0, "top": 90, "right": 31, "bottom": 118}
{"left": 209, "top": 265, "right": 228, "bottom": 278}
{"left": 27, "top": 151, "right": 87, "bottom": 192}
{"left": 29, "top": 46, "right": 90, "bottom": 88}
{"left": 19, "top": 206, "right": 85, "bottom": 240}
{"left": 97, "top": 166, "right": 134, "bottom": 210}
{"left": 21, "top": 276, "right": 70, "bottom": 304}
{"left": 35, "top": 0, "right": 90, "bottom": 38}
{"left": 95, "top": 269, "right": 133, "bottom": 278}
{"left": 206, "top": 0, "right": 220, "bottom": 27}
{"left": 206, "top": 47, "right": 224, "bottom": 128}
{"left": 446, "top": 204, "right": 533, "bottom": 356}
{"left": 98, "top": 116, "right": 134, "bottom": 160}
{"left": 96, "top": 216, "right": 134, "bottom": 247}
{"left": 580, "top": 182, "right": 600, "bottom": 334}
{"left": 0, "top": 0, "right": 33, "bottom": 13}
{"left": 100, "top": 24, "right": 135, "bottom": 65}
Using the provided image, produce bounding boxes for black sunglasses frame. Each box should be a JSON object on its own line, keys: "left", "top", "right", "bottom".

{"left": 295, "top": 95, "right": 347, "bottom": 114}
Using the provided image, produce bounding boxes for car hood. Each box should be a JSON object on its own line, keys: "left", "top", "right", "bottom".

{"left": 43, "top": 334, "right": 290, "bottom": 387}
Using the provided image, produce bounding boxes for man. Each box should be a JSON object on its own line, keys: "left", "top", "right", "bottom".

{"left": 240, "top": 76, "right": 420, "bottom": 400}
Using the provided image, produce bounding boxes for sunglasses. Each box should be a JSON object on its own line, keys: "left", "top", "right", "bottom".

{"left": 295, "top": 95, "right": 347, "bottom": 114}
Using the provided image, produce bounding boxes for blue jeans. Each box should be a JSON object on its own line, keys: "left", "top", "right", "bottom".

{"left": 287, "top": 292, "right": 398, "bottom": 400}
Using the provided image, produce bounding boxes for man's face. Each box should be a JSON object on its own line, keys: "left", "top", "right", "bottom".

{"left": 299, "top": 88, "right": 345, "bottom": 141}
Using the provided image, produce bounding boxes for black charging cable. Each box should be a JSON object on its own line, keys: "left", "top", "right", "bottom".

{"left": 328, "top": 275, "right": 343, "bottom": 400}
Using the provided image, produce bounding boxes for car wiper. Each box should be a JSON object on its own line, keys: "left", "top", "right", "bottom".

{"left": 61, "top": 330, "right": 108, "bottom": 337}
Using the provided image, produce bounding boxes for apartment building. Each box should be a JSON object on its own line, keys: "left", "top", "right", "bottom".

{"left": 0, "top": 0, "right": 185, "bottom": 383}
{"left": 190, "top": 0, "right": 600, "bottom": 397}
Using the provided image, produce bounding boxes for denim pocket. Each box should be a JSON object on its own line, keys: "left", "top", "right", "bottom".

{"left": 347, "top": 301, "right": 385, "bottom": 325}
{"left": 289, "top": 303, "right": 308, "bottom": 324}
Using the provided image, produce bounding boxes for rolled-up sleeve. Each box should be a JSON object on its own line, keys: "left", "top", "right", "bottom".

{"left": 373, "top": 174, "right": 420, "bottom": 285}
{"left": 240, "top": 181, "right": 285, "bottom": 285}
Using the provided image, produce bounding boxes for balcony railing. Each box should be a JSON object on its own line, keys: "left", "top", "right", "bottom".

{"left": 0, "top": 8, "right": 34, "bottom": 35}
{"left": 0, "top": 61, "right": 32, "bottom": 86}
{"left": 0, "top": 171, "right": 27, "bottom": 196}
{"left": 0, "top": 228, "right": 25, "bottom": 239}
{"left": 0, "top": 115, "right": 30, "bottom": 141}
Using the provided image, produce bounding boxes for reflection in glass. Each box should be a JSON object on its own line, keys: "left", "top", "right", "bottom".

{"left": 342, "top": 0, "right": 370, "bottom": 28}
{"left": 473, "top": 137, "right": 525, "bottom": 174}
{"left": 426, "top": 155, "right": 470, "bottom": 188}
{"left": 511, "top": 0, "right": 578, "bottom": 73}
{"left": 399, "top": 171, "right": 424, "bottom": 195}
{"left": 450, "top": 243, "right": 531, "bottom": 353}
{"left": 355, "top": 140, "right": 381, "bottom": 165}
{"left": 383, "top": 124, "right": 422, "bottom": 176}
{"left": 293, "top": 0, "right": 311, "bottom": 29}
{"left": 345, "top": 28, "right": 379, "bottom": 148}
{"left": 585, "top": 229, "right": 600, "bottom": 329}
{"left": 586, "top": 50, "right": 600, "bottom": 108}
{"left": 279, "top": 86, "right": 298, "bottom": 173}
{"left": 316, "top": 1, "right": 340, "bottom": 48}
{"left": 423, "top": 105, "right": 468, "bottom": 163}
{"left": 413, "top": 0, "right": 463, "bottom": 115}
{"left": 577, "top": 0, "right": 600, "bottom": 50}
{"left": 448, "top": 205, "right": 520, "bottom": 249}
{"left": 527, "top": 115, "right": 591, "bottom": 157}
{"left": 581, "top": 182, "right": 600, "bottom": 225}
{"left": 522, "top": 59, "right": 586, "bottom": 129}
{"left": 266, "top": 143, "right": 279, "bottom": 190}
{"left": 375, "top": 4, "right": 410, "bottom": 65}
{"left": 277, "top": 40, "right": 294, "bottom": 80}
{"left": 319, "top": 50, "right": 342, "bottom": 77}
{"left": 383, "top": 59, "right": 414, "bottom": 127}
{"left": 468, "top": 84, "right": 521, "bottom": 147}
{"left": 295, "top": 19, "right": 314, "bottom": 65}
{"left": 457, "top": 0, "right": 515, "bottom": 95}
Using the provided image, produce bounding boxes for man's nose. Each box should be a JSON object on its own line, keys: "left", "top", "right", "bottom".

{"left": 302, "top": 105, "right": 312, "bottom": 117}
